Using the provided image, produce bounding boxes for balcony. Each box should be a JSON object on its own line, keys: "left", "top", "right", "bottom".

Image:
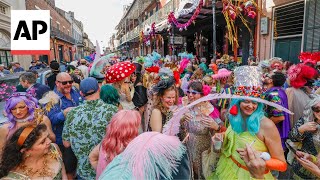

{"left": 51, "top": 27, "right": 76, "bottom": 44}
{"left": 119, "top": 0, "right": 175, "bottom": 46}
{"left": 75, "top": 39, "right": 84, "bottom": 47}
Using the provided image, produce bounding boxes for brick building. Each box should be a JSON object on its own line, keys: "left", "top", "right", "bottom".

{"left": 25, "top": 0, "right": 75, "bottom": 64}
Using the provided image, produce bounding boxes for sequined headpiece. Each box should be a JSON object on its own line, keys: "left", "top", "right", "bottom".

{"left": 233, "top": 66, "right": 266, "bottom": 97}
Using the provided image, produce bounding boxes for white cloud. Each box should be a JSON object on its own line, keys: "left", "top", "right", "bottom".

{"left": 55, "top": 0, "right": 132, "bottom": 49}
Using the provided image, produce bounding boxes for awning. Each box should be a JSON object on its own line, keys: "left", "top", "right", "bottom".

{"left": 175, "top": 0, "right": 200, "bottom": 18}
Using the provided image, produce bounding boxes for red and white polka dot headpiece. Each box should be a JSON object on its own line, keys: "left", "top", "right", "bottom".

{"left": 105, "top": 61, "right": 136, "bottom": 83}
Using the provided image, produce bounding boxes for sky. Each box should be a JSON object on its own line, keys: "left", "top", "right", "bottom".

{"left": 55, "top": 0, "right": 132, "bottom": 49}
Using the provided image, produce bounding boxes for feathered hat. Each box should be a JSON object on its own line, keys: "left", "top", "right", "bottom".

{"left": 299, "top": 52, "right": 320, "bottom": 65}
{"left": 287, "top": 63, "right": 318, "bottom": 89}
{"left": 178, "top": 52, "right": 194, "bottom": 74}
{"left": 269, "top": 57, "right": 284, "bottom": 70}
{"left": 211, "top": 68, "right": 232, "bottom": 80}
{"left": 233, "top": 66, "right": 265, "bottom": 97}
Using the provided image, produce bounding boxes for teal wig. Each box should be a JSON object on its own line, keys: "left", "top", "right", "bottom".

{"left": 100, "top": 85, "right": 120, "bottom": 107}
{"left": 228, "top": 99, "right": 265, "bottom": 135}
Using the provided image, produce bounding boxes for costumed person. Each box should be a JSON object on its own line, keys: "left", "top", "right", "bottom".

{"left": 0, "top": 124, "right": 67, "bottom": 179}
{"left": 89, "top": 110, "right": 141, "bottom": 179}
{"left": 178, "top": 52, "right": 193, "bottom": 78}
{"left": 149, "top": 75, "right": 178, "bottom": 132}
{"left": 0, "top": 93, "right": 55, "bottom": 155}
{"left": 209, "top": 59, "right": 218, "bottom": 75}
{"left": 209, "top": 66, "right": 287, "bottom": 179}
{"left": 212, "top": 68, "right": 233, "bottom": 121}
{"left": 289, "top": 95, "right": 320, "bottom": 179}
{"left": 286, "top": 63, "right": 318, "bottom": 128}
{"left": 143, "top": 66, "right": 160, "bottom": 132}
{"left": 100, "top": 84, "right": 121, "bottom": 110}
{"left": 78, "top": 59, "right": 89, "bottom": 78}
{"left": 98, "top": 132, "right": 191, "bottom": 180}
{"left": 180, "top": 81, "right": 225, "bottom": 179}
{"left": 190, "top": 68, "right": 204, "bottom": 81}
{"left": 90, "top": 54, "right": 114, "bottom": 87}
{"left": 218, "top": 55, "right": 229, "bottom": 69}
{"left": 263, "top": 72, "right": 290, "bottom": 150}
{"left": 199, "top": 57, "right": 208, "bottom": 73}
{"left": 227, "top": 55, "right": 238, "bottom": 71}
{"left": 269, "top": 58, "right": 284, "bottom": 73}
{"left": 105, "top": 61, "right": 136, "bottom": 110}
{"left": 132, "top": 63, "right": 148, "bottom": 114}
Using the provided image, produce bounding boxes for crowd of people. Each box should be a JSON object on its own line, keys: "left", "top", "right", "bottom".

{"left": 0, "top": 51, "right": 320, "bottom": 180}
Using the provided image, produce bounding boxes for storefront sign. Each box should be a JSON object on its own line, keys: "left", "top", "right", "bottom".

{"left": 170, "top": 36, "right": 183, "bottom": 44}
{"left": 260, "top": 17, "right": 268, "bottom": 35}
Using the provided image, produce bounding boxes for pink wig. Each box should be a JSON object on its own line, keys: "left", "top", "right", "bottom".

{"left": 102, "top": 110, "right": 141, "bottom": 164}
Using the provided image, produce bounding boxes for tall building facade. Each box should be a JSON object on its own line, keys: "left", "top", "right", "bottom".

{"left": 26, "top": 0, "right": 76, "bottom": 64}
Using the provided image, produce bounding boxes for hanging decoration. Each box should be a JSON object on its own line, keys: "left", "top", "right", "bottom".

{"left": 222, "top": 0, "right": 261, "bottom": 47}
{"left": 167, "top": 0, "right": 203, "bottom": 31}
{"left": 175, "top": 0, "right": 200, "bottom": 17}
{"left": 140, "top": 23, "right": 156, "bottom": 46}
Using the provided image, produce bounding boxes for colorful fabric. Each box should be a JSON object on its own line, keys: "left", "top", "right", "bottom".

{"left": 209, "top": 127, "right": 274, "bottom": 179}
{"left": 217, "top": 86, "right": 232, "bottom": 109}
{"left": 264, "top": 87, "right": 291, "bottom": 150}
{"left": 289, "top": 117, "right": 320, "bottom": 179}
{"left": 62, "top": 99, "right": 117, "bottom": 179}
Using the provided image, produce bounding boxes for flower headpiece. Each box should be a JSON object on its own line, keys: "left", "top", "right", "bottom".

{"left": 287, "top": 63, "right": 318, "bottom": 88}
{"left": 9, "top": 92, "right": 35, "bottom": 100}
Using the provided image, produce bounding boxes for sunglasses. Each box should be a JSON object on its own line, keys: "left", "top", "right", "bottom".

{"left": 58, "top": 80, "right": 74, "bottom": 85}
{"left": 312, "top": 106, "right": 320, "bottom": 113}
{"left": 186, "top": 90, "right": 202, "bottom": 95}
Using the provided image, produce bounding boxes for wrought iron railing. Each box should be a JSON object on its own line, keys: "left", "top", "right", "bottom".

{"left": 51, "top": 27, "right": 76, "bottom": 44}
{"left": 118, "top": 0, "right": 177, "bottom": 46}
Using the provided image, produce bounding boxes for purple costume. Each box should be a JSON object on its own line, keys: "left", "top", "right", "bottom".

{"left": 265, "top": 87, "right": 291, "bottom": 149}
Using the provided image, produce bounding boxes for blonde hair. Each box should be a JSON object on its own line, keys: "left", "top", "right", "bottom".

{"left": 203, "top": 75, "right": 214, "bottom": 86}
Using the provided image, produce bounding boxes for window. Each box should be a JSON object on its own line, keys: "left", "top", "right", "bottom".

{"left": 274, "top": 1, "right": 304, "bottom": 37}
{"left": 0, "top": 50, "right": 13, "bottom": 66}
{"left": 0, "top": 6, "right": 6, "bottom": 15}
{"left": 57, "top": 23, "right": 60, "bottom": 30}
{"left": 304, "top": 0, "right": 320, "bottom": 51}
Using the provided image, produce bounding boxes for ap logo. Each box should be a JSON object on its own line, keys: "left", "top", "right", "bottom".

{"left": 11, "top": 10, "right": 50, "bottom": 55}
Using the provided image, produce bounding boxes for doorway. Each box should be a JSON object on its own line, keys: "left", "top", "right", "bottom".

{"left": 275, "top": 37, "right": 302, "bottom": 64}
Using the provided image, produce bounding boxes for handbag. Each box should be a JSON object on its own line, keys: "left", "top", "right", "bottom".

{"left": 201, "top": 138, "right": 221, "bottom": 179}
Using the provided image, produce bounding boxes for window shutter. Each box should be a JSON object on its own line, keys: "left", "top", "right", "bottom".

{"left": 275, "top": 1, "right": 304, "bottom": 37}
{"left": 304, "top": 0, "right": 320, "bottom": 51}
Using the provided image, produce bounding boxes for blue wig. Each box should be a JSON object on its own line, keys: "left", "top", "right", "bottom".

{"left": 228, "top": 99, "right": 265, "bottom": 135}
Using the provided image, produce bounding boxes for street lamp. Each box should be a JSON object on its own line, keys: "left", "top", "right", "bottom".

{"left": 51, "top": 35, "right": 57, "bottom": 61}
